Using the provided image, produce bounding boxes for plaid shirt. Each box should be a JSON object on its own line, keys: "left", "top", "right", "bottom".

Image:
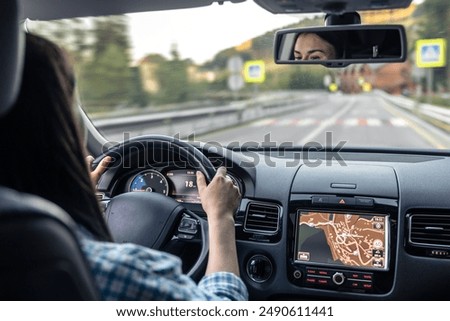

{"left": 78, "top": 232, "right": 248, "bottom": 301}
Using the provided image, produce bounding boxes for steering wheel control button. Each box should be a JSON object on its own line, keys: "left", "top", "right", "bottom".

{"left": 246, "top": 255, "right": 273, "bottom": 283}
{"left": 178, "top": 217, "right": 198, "bottom": 234}
{"left": 332, "top": 272, "right": 345, "bottom": 285}
{"left": 177, "top": 233, "right": 195, "bottom": 240}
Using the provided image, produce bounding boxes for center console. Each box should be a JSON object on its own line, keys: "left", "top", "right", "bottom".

{"left": 287, "top": 164, "right": 399, "bottom": 295}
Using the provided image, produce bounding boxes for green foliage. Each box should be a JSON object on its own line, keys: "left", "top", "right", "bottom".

{"left": 154, "top": 47, "right": 191, "bottom": 105}
{"left": 287, "top": 66, "right": 328, "bottom": 90}
{"left": 80, "top": 43, "right": 132, "bottom": 109}
{"left": 30, "top": 16, "right": 148, "bottom": 112}
{"left": 129, "top": 67, "right": 150, "bottom": 107}
{"left": 418, "top": 0, "right": 449, "bottom": 39}
{"left": 90, "top": 17, "right": 130, "bottom": 56}
{"left": 418, "top": 0, "right": 450, "bottom": 90}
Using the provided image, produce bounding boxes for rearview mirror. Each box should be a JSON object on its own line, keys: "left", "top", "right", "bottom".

{"left": 274, "top": 25, "right": 407, "bottom": 67}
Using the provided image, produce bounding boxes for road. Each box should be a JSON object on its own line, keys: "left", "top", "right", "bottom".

{"left": 197, "top": 92, "right": 449, "bottom": 149}
{"left": 99, "top": 92, "right": 450, "bottom": 149}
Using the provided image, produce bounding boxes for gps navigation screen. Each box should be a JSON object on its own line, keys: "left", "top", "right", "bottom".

{"left": 295, "top": 211, "right": 389, "bottom": 271}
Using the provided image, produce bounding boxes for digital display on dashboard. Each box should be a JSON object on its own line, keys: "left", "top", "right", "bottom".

{"left": 166, "top": 169, "right": 200, "bottom": 203}
{"left": 294, "top": 211, "right": 389, "bottom": 271}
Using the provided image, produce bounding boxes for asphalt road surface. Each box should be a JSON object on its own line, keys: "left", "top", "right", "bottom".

{"left": 197, "top": 92, "right": 450, "bottom": 149}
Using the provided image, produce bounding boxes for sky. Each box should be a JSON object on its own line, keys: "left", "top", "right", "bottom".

{"left": 127, "top": 0, "right": 424, "bottom": 64}
{"left": 127, "top": 1, "right": 302, "bottom": 64}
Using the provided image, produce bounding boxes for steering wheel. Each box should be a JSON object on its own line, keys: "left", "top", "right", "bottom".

{"left": 93, "top": 135, "right": 216, "bottom": 280}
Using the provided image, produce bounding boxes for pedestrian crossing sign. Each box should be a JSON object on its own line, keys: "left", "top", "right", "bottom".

{"left": 243, "top": 60, "right": 266, "bottom": 83}
{"left": 416, "top": 38, "right": 446, "bottom": 68}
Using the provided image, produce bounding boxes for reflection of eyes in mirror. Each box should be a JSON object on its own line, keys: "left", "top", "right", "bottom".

{"left": 294, "top": 33, "right": 337, "bottom": 61}
{"left": 276, "top": 26, "right": 406, "bottom": 67}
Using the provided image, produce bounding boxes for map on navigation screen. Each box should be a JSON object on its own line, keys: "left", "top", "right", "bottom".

{"left": 295, "top": 211, "right": 389, "bottom": 270}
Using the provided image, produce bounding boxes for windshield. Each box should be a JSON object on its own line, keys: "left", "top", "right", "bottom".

{"left": 27, "top": 0, "right": 450, "bottom": 150}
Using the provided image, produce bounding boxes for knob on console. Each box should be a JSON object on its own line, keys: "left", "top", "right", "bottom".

{"left": 246, "top": 255, "right": 273, "bottom": 283}
{"left": 332, "top": 272, "right": 345, "bottom": 285}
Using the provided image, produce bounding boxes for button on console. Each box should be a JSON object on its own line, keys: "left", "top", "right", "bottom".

{"left": 332, "top": 272, "right": 345, "bottom": 285}
{"left": 312, "top": 196, "right": 329, "bottom": 204}
{"left": 356, "top": 197, "right": 374, "bottom": 207}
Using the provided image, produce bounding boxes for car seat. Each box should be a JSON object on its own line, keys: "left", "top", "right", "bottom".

{"left": 0, "top": 0, "right": 99, "bottom": 300}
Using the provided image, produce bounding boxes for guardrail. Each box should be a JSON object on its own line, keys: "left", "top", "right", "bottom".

{"left": 92, "top": 91, "right": 325, "bottom": 141}
{"left": 378, "top": 91, "right": 450, "bottom": 132}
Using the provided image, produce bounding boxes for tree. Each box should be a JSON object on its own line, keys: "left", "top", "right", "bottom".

{"left": 90, "top": 16, "right": 130, "bottom": 56}
{"left": 154, "top": 45, "right": 191, "bottom": 105}
{"left": 78, "top": 16, "right": 134, "bottom": 110}
{"left": 129, "top": 67, "right": 150, "bottom": 107}
{"left": 80, "top": 43, "right": 132, "bottom": 109}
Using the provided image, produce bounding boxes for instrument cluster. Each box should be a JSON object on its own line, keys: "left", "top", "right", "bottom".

{"left": 128, "top": 167, "right": 242, "bottom": 204}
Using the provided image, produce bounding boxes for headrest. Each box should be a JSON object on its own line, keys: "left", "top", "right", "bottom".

{"left": 0, "top": 0, "right": 24, "bottom": 117}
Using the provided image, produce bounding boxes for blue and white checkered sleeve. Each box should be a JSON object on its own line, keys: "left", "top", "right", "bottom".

{"left": 198, "top": 272, "right": 249, "bottom": 301}
{"left": 79, "top": 236, "right": 248, "bottom": 301}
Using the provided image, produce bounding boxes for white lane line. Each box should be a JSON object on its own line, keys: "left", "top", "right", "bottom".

{"left": 367, "top": 118, "right": 382, "bottom": 126}
{"left": 390, "top": 118, "right": 407, "bottom": 127}
{"left": 250, "top": 118, "right": 275, "bottom": 127}
{"left": 298, "top": 97, "right": 355, "bottom": 145}
{"left": 296, "top": 118, "right": 316, "bottom": 126}
{"left": 343, "top": 118, "right": 359, "bottom": 126}
{"left": 276, "top": 119, "right": 295, "bottom": 126}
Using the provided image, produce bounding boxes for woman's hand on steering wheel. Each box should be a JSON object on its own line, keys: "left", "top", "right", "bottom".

{"left": 86, "top": 155, "right": 112, "bottom": 186}
{"left": 196, "top": 166, "right": 241, "bottom": 222}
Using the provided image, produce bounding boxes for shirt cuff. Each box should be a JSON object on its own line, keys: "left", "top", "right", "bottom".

{"left": 198, "top": 272, "right": 249, "bottom": 301}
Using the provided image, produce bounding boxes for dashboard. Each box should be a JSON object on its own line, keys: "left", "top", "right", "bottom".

{"left": 97, "top": 145, "right": 450, "bottom": 300}
{"left": 128, "top": 168, "right": 200, "bottom": 203}
{"left": 118, "top": 167, "right": 243, "bottom": 205}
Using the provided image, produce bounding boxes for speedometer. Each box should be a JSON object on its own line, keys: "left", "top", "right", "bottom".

{"left": 129, "top": 169, "right": 169, "bottom": 195}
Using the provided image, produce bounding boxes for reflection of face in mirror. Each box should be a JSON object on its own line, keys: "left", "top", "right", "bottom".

{"left": 294, "top": 33, "right": 337, "bottom": 61}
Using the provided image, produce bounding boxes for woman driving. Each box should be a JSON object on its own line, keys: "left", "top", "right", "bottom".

{"left": 0, "top": 33, "right": 247, "bottom": 300}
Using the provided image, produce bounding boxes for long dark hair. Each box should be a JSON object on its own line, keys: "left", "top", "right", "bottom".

{"left": 0, "top": 33, "right": 112, "bottom": 242}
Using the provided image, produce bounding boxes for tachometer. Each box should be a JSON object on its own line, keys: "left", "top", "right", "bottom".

{"left": 129, "top": 169, "right": 169, "bottom": 195}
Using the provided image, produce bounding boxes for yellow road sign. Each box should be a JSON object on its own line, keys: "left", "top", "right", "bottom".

{"left": 243, "top": 60, "right": 266, "bottom": 83}
{"left": 362, "top": 82, "right": 372, "bottom": 92}
{"left": 416, "top": 38, "right": 447, "bottom": 68}
{"left": 328, "top": 83, "right": 338, "bottom": 92}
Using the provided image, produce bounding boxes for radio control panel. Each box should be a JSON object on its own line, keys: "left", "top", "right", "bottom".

{"left": 289, "top": 266, "right": 375, "bottom": 293}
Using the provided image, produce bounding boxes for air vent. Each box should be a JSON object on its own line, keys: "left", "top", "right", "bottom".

{"left": 409, "top": 214, "right": 450, "bottom": 248}
{"left": 244, "top": 202, "right": 281, "bottom": 234}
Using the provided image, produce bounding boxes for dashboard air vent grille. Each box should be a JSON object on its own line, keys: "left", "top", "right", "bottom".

{"left": 409, "top": 214, "right": 450, "bottom": 248}
{"left": 244, "top": 202, "right": 280, "bottom": 234}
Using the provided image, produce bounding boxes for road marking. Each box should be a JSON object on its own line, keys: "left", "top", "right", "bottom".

{"left": 251, "top": 115, "right": 412, "bottom": 129}
{"left": 343, "top": 118, "right": 359, "bottom": 126}
{"left": 296, "top": 118, "right": 316, "bottom": 126}
{"left": 367, "top": 118, "right": 382, "bottom": 126}
{"left": 358, "top": 118, "right": 368, "bottom": 126}
{"left": 298, "top": 97, "right": 355, "bottom": 145}
{"left": 250, "top": 118, "right": 275, "bottom": 127}
{"left": 276, "top": 119, "right": 295, "bottom": 126}
{"left": 390, "top": 118, "right": 407, "bottom": 127}
{"left": 382, "top": 99, "right": 446, "bottom": 149}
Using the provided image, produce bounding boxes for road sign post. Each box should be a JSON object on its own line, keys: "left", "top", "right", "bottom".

{"left": 415, "top": 38, "right": 447, "bottom": 100}
{"left": 227, "top": 55, "right": 244, "bottom": 96}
